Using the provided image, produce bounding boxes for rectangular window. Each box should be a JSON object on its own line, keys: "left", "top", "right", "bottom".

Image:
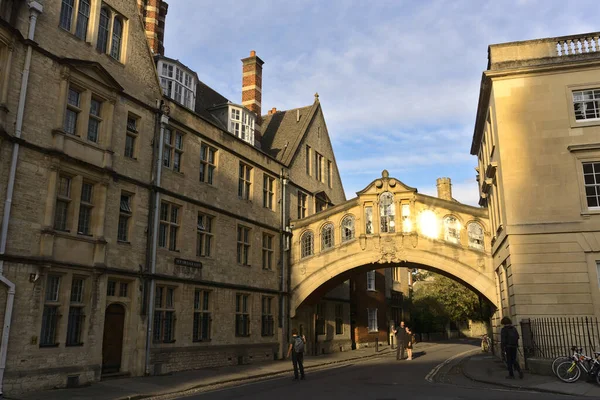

{"left": 367, "top": 270, "right": 376, "bottom": 291}
{"left": 163, "top": 128, "right": 183, "bottom": 172}
{"left": 154, "top": 286, "right": 176, "bottom": 343}
{"left": 64, "top": 88, "right": 80, "bottom": 135}
{"left": 40, "top": 275, "right": 61, "bottom": 346}
{"left": 235, "top": 293, "right": 250, "bottom": 337}
{"left": 193, "top": 289, "right": 211, "bottom": 341}
{"left": 118, "top": 193, "right": 132, "bottom": 242}
{"left": 75, "top": 0, "right": 90, "bottom": 40}
{"left": 54, "top": 175, "right": 71, "bottom": 231}
{"left": 125, "top": 115, "right": 138, "bottom": 159}
{"left": 159, "top": 202, "right": 179, "bottom": 251}
{"left": 107, "top": 280, "right": 116, "bottom": 296}
{"left": 367, "top": 308, "right": 378, "bottom": 332}
{"left": 261, "top": 296, "right": 274, "bottom": 336}
{"left": 583, "top": 162, "right": 600, "bottom": 209}
{"left": 402, "top": 204, "right": 412, "bottom": 233}
{"left": 297, "top": 192, "right": 307, "bottom": 219}
{"left": 119, "top": 282, "right": 128, "bottom": 297}
{"left": 96, "top": 7, "right": 109, "bottom": 52}
{"left": 106, "top": 280, "right": 128, "bottom": 297}
{"left": 335, "top": 304, "right": 343, "bottom": 335}
{"left": 238, "top": 163, "right": 252, "bottom": 200}
{"left": 87, "top": 98, "right": 102, "bottom": 142}
{"left": 59, "top": 0, "right": 74, "bottom": 31}
{"left": 573, "top": 89, "right": 600, "bottom": 121}
{"left": 66, "top": 277, "right": 85, "bottom": 346}
{"left": 77, "top": 182, "right": 93, "bottom": 235}
{"left": 196, "top": 213, "right": 213, "bottom": 257}
{"left": 263, "top": 174, "right": 274, "bottom": 209}
{"left": 237, "top": 225, "right": 250, "bottom": 266}
{"left": 327, "top": 160, "right": 333, "bottom": 188}
{"left": 262, "top": 233, "right": 273, "bottom": 270}
{"left": 315, "top": 152, "right": 323, "bottom": 182}
{"left": 306, "top": 145, "right": 311, "bottom": 175}
{"left": 199, "top": 143, "right": 217, "bottom": 184}
{"left": 315, "top": 303, "right": 325, "bottom": 335}
{"left": 231, "top": 108, "right": 240, "bottom": 121}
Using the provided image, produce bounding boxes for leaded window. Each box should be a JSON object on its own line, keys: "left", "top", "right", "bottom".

{"left": 235, "top": 294, "right": 250, "bottom": 336}
{"left": 110, "top": 17, "right": 123, "bottom": 60}
{"left": 77, "top": 182, "right": 93, "bottom": 235}
{"left": 200, "top": 143, "right": 216, "bottom": 184}
{"left": 262, "top": 233, "right": 273, "bottom": 270}
{"left": 380, "top": 192, "right": 395, "bottom": 233}
{"left": 154, "top": 286, "right": 175, "bottom": 343}
{"left": 301, "top": 231, "right": 314, "bottom": 258}
{"left": 237, "top": 226, "right": 250, "bottom": 265}
{"left": 196, "top": 213, "right": 213, "bottom": 257}
{"left": 321, "top": 223, "right": 334, "bottom": 250}
{"left": 118, "top": 193, "right": 132, "bottom": 242}
{"left": 261, "top": 296, "right": 274, "bottom": 336}
{"left": 341, "top": 215, "right": 355, "bottom": 242}
{"left": 66, "top": 277, "right": 85, "bottom": 346}
{"left": 159, "top": 202, "right": 179, "bottom": 251}
{"left": 238, "top": 163, "right": 252, "bottom": 200}
{"left": 193, "top": 289, "right": 211, "bottom": 341}
{"left": 444, "top": 216, "right": 461, "bottom": 244}
{"left": 467, "top": 222, "right": 484, "bottom": 251}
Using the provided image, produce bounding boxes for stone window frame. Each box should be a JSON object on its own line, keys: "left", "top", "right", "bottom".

{"left": 367, "top": 308, "right": 378, "bottom": 333}
{"left": 60, "top": 81, "right": 110, "bottom": 147}
{"left": 106, "top": 279, "right": 130, "bottom": 298}
{"left": 565, "top": 82, "right": 600, "bottom": 129}
{"left": 163, "top": 127, "right": 184, "bottom": 173}
{"left": 196, "top": 212, "right": 214, "bottom": 258}
{"left": 443, "top": 214, "right": 462, "bottom": 245}
{"left": 237, "top": 225, "right": 251, "bottom": 266}
{"left": 65, "top": 276, "right": 87, "bottom": 346}
{"left": 300, "top": 230, "right": 314, "bottom": 259}
{"left": 117, "top": 191, "right": 133, "bottom": 243}
{"left": 262, "top": 232, "right": 274, "bottom": 270}
{"left": 154, "top": 285, "right": 176, "bottom": 343}
{"left": 40, "top": 274, "right": 62, "bottom": 347}
{"left": 379, "top": 192, "right": 396, "bottom": 233}
{"left": 321, "top": 222, "right": 335, "bottom": 251}
{"left": 238, "top": 162, "right": 253, "bottom": 200}
{"left": 193, "top": 289, "right": 211, "bottom": 342}
{"left": 366, "top": 270, "right": 376, "bottom": 291}
{"left": 235, "top": 293, "right": 251, "bottom": 337}
{"left": 341, "top": 214, "right": 356, "bottom": 243}
{"left": 59, "top": 0, "right": 91, "bottom": 41}
{"left": 95, "top": 3, "right": 128, "bottom": 64}
{"left": 305, "top": 145, "right": 312, "bottom": 176}
{"left": 52, "top": 171, "right": 100, "bottom": 237}
{"left": 199, "top": 142, "right": 217, "bottom": 185}
{"left": 297, "top": 191, "right": 308, "bottom": 219}
{"left": 261, "top": 296, "right": 274, "bottom": 337}
{"left": 263, "top": 173, "right": 275, "bottom": 210}
{"left": 158, "top": 201, "right": 180, "bottom": 251}
{"left": 568, "top": 144, "right": 600, "bottom": 215}
{"left": 467, "top": 221, "right": 485, "bottom": 251}
{"left": 124, "top": 113, "right": 139, "bottom": 159}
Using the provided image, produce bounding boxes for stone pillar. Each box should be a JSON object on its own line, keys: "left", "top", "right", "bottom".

{"left": 436, "top": 177, "right": 452, "bottom": 201}
{"left": 241, "top": 50, "right": 264, "bottom": 141}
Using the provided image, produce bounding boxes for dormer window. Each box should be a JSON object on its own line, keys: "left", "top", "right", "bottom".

{"left": 228, "top": 106, "right": 255, "bottom": 145}
{"left": 157, "top": 59, "right": 197, "bottom": 110}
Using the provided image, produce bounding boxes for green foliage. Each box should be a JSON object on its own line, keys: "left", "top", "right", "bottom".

{"left": 410, "top": 271, "right": 492, "bottom": 333}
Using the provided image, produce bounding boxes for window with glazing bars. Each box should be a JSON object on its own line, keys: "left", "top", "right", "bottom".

{"left": 66, "top": 277, "right": 85, "bottom": 346}
{"left": 301, "top": 231, "right": 314, "bottom": 258}
{"left": 153, "top": 286, "right": 175, "bottom": 343}
{"left": 238, "top": 162, "right": 252, "bottom": 200}
{"left": 237, "top": 226, "right": 250, "bottom": 265}
{"left": 54, "top": 175, "right": 71, "bottom": 231}
{"left": 193, "top": 289, "right": 211, "bottom": 341}
{"left": 583, "top": 162, "right": 600, "bottom": 208}
{"left": 200, "top": 143, "right": 216, "bottom": 184}
{"left": 96, "top": 7, "right": 110, "bottom": 53}
{"left": 573, "top": 89, "right": 600, "bottom": 121}
{"left": 263, "top": 174, "right": 274, "bottom": 209}
{"left": 163, "top": 128, "right": 183, "bottom": 172}
{"left": 110, "top": 17, "right": 123, "bottom": 60}
{"left": 321, "top": 223, "right": 334, "bottom": 250}
{"left": 59, "top": 0, "right": 75, "bottom": 31}
{"left": 40, "top": 275, "right": 61, "bottom": 347}
{"left": 261, "top": 296, "right": 274, "bottom": 336}
{"left": 262, "top": 233, "right": 273, "bottom": 270}
{"left": 87, "top": 98, "right": 102, "bottom": 142}
{"left": 367, "top": 308, "right": 378, "bottom": 332}
{"left": 341, "top": 215, "right": 355, "bottom": 242}
{"left": 366, "top": 270, "right": 376, "bottom": 291}
{"left": 159, "top": 202, "right": 179, "bottom": 250}
{"left": 117, "top": 193, "right": 132, "bottom": 242}
{"left": 125, "top": 115, "right": 138, "bottom": 158}
{"left": 77, "top": 182, "right": 93, "bottom": 235}
{"left": 297, "top": 192, "right": 307, "bottom": 219}
{"left": 196, "top": 213, "right": 213, "bottom": 257}
{"left": 235, "top": 294, "right": 250, "bottom": 336}
{"left": 64, "top": 88, "right": 80, "bottom": 135}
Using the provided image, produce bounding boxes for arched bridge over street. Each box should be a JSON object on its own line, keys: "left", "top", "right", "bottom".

{"left": 289, "top": 171, "right": 495, "bottom": 317}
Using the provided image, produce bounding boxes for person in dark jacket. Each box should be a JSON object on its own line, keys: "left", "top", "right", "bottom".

{"left": 500, "top": 316, "right": 524, "bottom": 379}
{"left": 393, "top": 321, "right": 407, "bottom": 360}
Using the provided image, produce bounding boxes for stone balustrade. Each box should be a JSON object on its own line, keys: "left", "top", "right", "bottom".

{"left": 556, "top": 35, "right": 600, "bottom": 56}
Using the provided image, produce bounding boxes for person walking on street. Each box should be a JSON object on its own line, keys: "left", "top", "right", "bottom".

{"left": 287, "top": 328, "right": 306, "bottom": 380}
{"left": 405, "top": 326, "right": 414, "bottom": 360}
{"left": 393, "top": 321, "right": 407, "bottom": 360}
{"left": 500, "top": 316, "right": 524, "bottom": 379}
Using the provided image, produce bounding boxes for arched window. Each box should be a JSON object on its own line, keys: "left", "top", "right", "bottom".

{"left": 110, "top": 17, "right": 123, "bottom": 60}
{"left": 321, "top": 223, "right": 334, "bottom": 250}
{"left": 301, "top": 231, "right": 314, "bottom": 258}
{"left": 96, "top": 8, "right": 110, "bottom": 53}
{"left": 444, "top": 216, "right": 461, "bottom": 244}
{"left": 380, "top": 192, "right": 395, "bottom": 233}
{"left": 468, "top": 222, "right": 484, "bottom": 250}
{"left": 341, "top": 215, "right": 355, "bottom": 242}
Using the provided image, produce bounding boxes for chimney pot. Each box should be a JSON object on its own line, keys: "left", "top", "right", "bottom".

{"left": 250, "top": 50, "right": 256, "bottom": 57}
{"left": 268, "top": 107, "right": 277, "bottom": 115}
{"left": 436, "top": 177, "right": 453, "bottom": 201}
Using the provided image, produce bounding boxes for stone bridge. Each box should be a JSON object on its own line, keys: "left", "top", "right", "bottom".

{"left": 289, "top": 171, "right": 495, "bottom": 317}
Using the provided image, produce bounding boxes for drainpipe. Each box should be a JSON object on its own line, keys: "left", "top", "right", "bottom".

{"left": 0, "top": 2, "right": 43, "bottom": 396}
{"left": 144, "top": 110, "right": 168, "bottom": 375}
{"left": 279, "top": 170, "right": 288, "bottom": 357}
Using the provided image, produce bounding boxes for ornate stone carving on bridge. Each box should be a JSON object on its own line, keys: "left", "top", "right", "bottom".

{"left": 377, "top": 236, "right": 408, "bottom": 264}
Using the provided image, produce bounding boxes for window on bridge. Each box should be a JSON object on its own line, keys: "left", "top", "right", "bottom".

{"left": 321, "top": 223, "right": 334, "bottom": 250}
{"left": 365, "top": 206, "right": 373, "bottom": 235}
{"left": 467, "top": 222, "right": 485, "bottom": 251}
{"left": 444, "top": 216, "right": 461, "bottom": 244}
{"left": 301, "top": 231, "right": 314, "bottom": 258}
{"left": 380, "top": 192, "right": 396, "bottom": 233}
{"left": 341, "top": 215, "right": 355, "bottom": 242}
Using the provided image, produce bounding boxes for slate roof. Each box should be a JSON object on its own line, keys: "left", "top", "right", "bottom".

{"left": 194, "top": 80, "right": 230, "bottom": 131}
{"left": 260, "top": 103, "right": 318, "bottom": 166}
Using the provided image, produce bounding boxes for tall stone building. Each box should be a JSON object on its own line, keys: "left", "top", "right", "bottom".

{"left": 471, "top": 33, "right": 600, "bottom": 328}
{"left": 0, "top": 0, "right": 350, "bottom": 396}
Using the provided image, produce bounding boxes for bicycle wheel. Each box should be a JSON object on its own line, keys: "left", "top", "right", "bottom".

{"left": 552, "top": 356, "right": 571, "bottom": 376}
{"left": 556, "top": 361, "right": 581, "bottom": 383}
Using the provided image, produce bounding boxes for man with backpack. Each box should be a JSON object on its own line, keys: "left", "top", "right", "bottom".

{"left": 287, "top": 328, "right": 306, "bottom": 380}
{"left": 500, "top": 316, "right": 524, "bottom": 379}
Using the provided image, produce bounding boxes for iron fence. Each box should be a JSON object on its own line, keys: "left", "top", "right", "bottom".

{"left": 521, "top": 317, "right": 600, "bottom": 360}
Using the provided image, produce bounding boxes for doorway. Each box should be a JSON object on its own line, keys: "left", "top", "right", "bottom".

{"left": 102, "top": 303, "right": 125, "bottom": 374}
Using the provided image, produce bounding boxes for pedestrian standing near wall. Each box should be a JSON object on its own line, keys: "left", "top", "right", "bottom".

{"left": 287, "top": 328, "right": 306, "bottom": 381}
{"left": 500, "top": 317, "right": 524, "bottom": 379}
{"left": 393, "top": 321, "right": 406, "bottom": 360}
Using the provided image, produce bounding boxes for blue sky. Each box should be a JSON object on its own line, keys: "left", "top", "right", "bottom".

{"left": 163, "top": 0, "right": 599, "bottom": 205}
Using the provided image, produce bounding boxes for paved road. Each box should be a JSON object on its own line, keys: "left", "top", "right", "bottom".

{"left": 170, "top": 342, "right": 571, "bottom": 400}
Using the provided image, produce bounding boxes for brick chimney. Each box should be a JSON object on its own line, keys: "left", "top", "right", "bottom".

{"left": 242, "top": 50, "right": 264, "bottom": 140}
{"left": 138, "top": 0, "right": 168, "bottom": 55}
{"left": 436, "top": 177, "right": 453, "bottom": 201}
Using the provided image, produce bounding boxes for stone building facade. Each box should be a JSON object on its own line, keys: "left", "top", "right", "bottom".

{"left": 471, "top": 33, "right": 600, "bottom": 330}
{"left": 0, "top": 0, "right": 351, "bottom": 396}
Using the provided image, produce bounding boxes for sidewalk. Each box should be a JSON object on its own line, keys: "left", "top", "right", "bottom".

{"left": 17, "top": 343, "right": 429, "bottom": 400}
{"left": 462, "top": 353, "right": 600, "bottom": 397}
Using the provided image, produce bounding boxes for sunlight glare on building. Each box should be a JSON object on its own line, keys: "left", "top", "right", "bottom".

{"left": 419, "top": 210, "right": 439, "bottom": 239}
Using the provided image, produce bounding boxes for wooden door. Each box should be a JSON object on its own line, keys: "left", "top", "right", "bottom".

{"left": 102, "top": 303, "right": 125, "bottom": 374}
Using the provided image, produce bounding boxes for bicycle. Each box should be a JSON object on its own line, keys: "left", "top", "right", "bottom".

{"left": 481, "top": 334, "right": 492, "bottom": 353}
{"left": 556, "top": 351, "right": 600, "bottom": 383}
{"left": 552, "top": 346, "right": 583, "bottom": 376}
